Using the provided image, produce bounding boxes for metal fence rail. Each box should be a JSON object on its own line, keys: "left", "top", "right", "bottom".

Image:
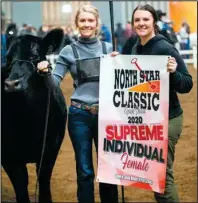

{"left": 179, "top": 46, "right": 197, "bottom": 69}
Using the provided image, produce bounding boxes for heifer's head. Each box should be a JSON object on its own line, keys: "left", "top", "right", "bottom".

{"left": 4, "top": 28, "right": 64, "bottom": 92}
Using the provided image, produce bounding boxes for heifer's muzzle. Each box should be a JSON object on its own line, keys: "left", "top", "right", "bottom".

{"left": 4, "top": 79, "right": 21, "bottom": 92}
{"left": 4, "top": 59, "right": 36, "bottom": 92}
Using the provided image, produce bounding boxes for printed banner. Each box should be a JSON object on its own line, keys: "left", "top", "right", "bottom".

{"left": 97, "top": 55, "right": 169, "bottom": 194}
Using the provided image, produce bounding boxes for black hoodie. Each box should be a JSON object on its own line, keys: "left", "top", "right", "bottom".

{"left": 123, "top": 34, "right": 193, "bottom": 119}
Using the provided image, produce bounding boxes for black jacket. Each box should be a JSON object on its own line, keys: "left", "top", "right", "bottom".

{"left": 122, "top": 35, "right": 139, "bottom": 55}
{"left": 123, "top": 34, "right": 193, "bottom": 119}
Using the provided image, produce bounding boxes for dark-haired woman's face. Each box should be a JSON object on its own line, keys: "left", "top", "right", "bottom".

{"left": 133, "top": 10, "right": 155, "bottom": 39}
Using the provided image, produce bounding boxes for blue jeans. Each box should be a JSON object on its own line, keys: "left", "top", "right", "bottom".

{"left": 68, "top": 105, "right": 118, "bottom": 203}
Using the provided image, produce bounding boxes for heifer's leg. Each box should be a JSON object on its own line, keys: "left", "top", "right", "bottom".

{"left": 2, "top": 163, "right": 30, "bottom": 203}
{"left": 36, "top": 130, "right": 65, "bottom": 203}
{"left": 36, "top": 161, "right": 53, "bottom": 203}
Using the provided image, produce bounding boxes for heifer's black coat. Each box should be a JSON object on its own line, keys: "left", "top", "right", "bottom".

{"left": 2, "top": 29, "right": 67, "bottom": 203}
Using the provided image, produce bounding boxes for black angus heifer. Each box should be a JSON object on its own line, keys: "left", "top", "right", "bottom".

{"left": 2, "top": 29, "right": 67, "bottom": 203}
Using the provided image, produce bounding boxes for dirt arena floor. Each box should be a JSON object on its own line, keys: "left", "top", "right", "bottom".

{"left": 1, "top": 65, "right": 197, "bottom": 202}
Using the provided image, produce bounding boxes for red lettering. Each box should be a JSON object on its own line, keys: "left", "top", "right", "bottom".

{"left": 105, "top": 124, "right": 164, "bottom": 141}
{"left": 121, "top": 152, "right": 128, "bottom": 169}
{"left": 139, "top": 125, "right": 146, "bottom": 140}
{"left": 115, "top": 125, "right": 122, "bottom": 140}
{"left": 120, "top": 152, "right": 150, "bottom": 171}
{"left": 142, "top": 157, "right": 149, "bottom": 171}
{"left": 106, "top": 125, "right": 114, "bottom": 140}
{"left": 130, "top": 126, "right": 139, "bottom": 140}
{"left": 145, "top": 125, "right": 164, "bottom": 140}
{"left": 157, "top": 125, "right": 163, "bottom": 140}
{"left": 145, "top": 125, "right": 156, "bottom": 140}
{"left": 123, "top": 125, "right": 130, "bottom": 140}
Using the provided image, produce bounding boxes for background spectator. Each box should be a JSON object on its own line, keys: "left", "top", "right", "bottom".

{"left": 99, "top": 24, "right": 111, "bottom": 42}
{"left": 63, "top": 25, "right": 76, "bottom": 46}
{"left": 156, "top": 9, "right": 177, "bottom": 46}
{"left": 179, "top": 20, "right": 190, "bottom": 58}
{"left": 124, "top": 21, "right": 134, "bottom": 40}
{"left": 114, "top": 22, "right": 125, "bottom": 52}
{"left": 37, "top": 25, "right": 46, "bottom": 38}
{"left": 180, "top": 19, "right": 191, "bottom": 51}
{"left": 19, "top": 23, "right": 30, "bottom": 36}
{"left": 5, "top": 22, "right": 18, "bottom": 49}
{"left": 1, "top": 10, "right": 7, "bottom": 67}
{"left": 165, "top": 19, "right": 179, "bottom": 47}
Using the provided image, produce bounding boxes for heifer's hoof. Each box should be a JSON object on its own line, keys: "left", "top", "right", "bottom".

{"left": 39, "top": 197, "right": 53, "bottom": 203}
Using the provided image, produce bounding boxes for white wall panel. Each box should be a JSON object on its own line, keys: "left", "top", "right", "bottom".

{"left": 2, "top": 2, "right": 12, "bottom": 24}
{"left": 121, "top": 1, "right": 169, "bottom": 25}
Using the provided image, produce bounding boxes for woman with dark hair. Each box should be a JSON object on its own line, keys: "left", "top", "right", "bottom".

{"left": 123, "top": 4, "right": 193, "bottom": 203}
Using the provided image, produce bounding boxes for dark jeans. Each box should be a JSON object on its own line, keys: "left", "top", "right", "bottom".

{"left": 68, "top": 105, "right": 118, "bottom": 203}
{"left": 154, "top": 114, "right": 183, "bottom": 202}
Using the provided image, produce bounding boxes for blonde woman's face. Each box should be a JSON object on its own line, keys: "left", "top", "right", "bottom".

{"left": 77, "top": 11, "right": 97, "bottom": 38}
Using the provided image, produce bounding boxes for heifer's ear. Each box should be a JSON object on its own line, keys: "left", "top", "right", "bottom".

{"left": 6, "top": 39, "right": 18, "bottom": 63}
{"left": 41, "top": 28, "right": 64, "bottom": 55}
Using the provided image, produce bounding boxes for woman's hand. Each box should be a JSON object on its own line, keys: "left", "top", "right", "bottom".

{"left": 110, "top": 51, "right": 120, "bottom": 57}
{"left": 167, "top": 57, "right": 177, "bottom": 73}
{"left": 37, "top": 61, "right": 50, "bottom": 73}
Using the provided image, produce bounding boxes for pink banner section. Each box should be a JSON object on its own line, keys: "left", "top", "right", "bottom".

{"left": 97, "top": 55, "right": 169, "bottom": 194}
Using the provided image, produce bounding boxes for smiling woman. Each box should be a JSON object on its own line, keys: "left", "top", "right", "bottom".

{"left": 122, "top": 4, "right": 193, "bottom": 203}
{"left": 77, "top": 12, "right": 97, "bottom": 38}
{"left": 75, "top": 5, "right": 101, "bottom": 38}
{"left": 37, "top": 4, "right": 118, "bottom": 203}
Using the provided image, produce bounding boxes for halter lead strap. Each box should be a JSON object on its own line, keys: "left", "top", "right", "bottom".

{"left": 9, "top": 59, "right": 36, "bottom": 70}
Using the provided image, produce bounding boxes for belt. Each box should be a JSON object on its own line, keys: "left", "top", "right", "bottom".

{"left": 71, "top": 100, "right": 99, "bottom": 115}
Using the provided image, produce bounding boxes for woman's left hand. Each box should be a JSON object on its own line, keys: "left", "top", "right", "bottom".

{"left": 110, "top": 51, "right": 120, "bottom": 57}
{"left": 167, "top": 57, "right": 177, "bottom": 73}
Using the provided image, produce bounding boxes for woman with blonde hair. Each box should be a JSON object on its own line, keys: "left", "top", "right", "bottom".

{"left": 37, "top": 4, "right": 118, "bottom": 203}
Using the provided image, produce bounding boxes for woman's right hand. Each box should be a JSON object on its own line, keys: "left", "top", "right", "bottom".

{"left": 37, "top": 61, "right": 50, "bottom": 73}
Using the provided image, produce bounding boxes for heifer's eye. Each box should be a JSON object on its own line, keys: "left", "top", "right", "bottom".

{"left": 6, "top": 54, "right": 14, "bottom": 67}
{"left": 30, "top": 43, "right": 39, "bottom": 61}
{"left": 30, "top": 54, "right": 38, "bottom": 59}
{"left": 31, "top": 43, "right": 39, "bottom": 54}
{"left": 6, "top": 55, "right": 12, "bottom": 62}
